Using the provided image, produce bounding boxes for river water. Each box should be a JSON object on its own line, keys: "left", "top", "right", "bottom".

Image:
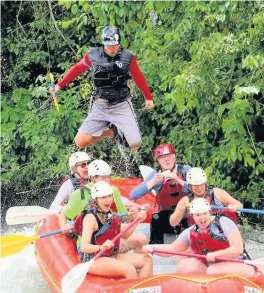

{"left": 1, "top": 185, "right": 264, "bottom": 293}
{"left": 1, "top": 223, "right": 264, "bottom": 293}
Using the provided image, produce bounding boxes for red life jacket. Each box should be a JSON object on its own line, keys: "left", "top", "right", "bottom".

{"left": 110, "top": 202, "right": 118, "bottom": 213}
{"left": 188, "top": 186, "right": 238, "bottom": 226}
{"left": 156, "top": 165, "right": 186, "bottom": 211}
{"left": 74, "top": 208, "right": 121, "bottom": 257}
{"left": 190, "top": 215, "right": 230, "bottom": 263}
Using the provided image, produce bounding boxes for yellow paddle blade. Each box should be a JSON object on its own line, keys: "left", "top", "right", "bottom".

{"left": 1, "top": 234, "right": 40, "bottom": 257}
{"left": 49, "top": 73, "right": 54, "bottom": 82}
{"left": 53, "top": 96, "right": 60, "bottom": 113}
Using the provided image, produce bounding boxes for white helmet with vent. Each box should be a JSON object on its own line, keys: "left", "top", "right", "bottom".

{"left": 189, "top": 198, "right": 211, "bottom": 214}
{"left": 88, "top": 160, "right": 112, "bottom": 177}
{"left": 68, "top": 152, "right": 91, "bottom": 174}
{"left": 91, "top": 181, "right": 113, "bottom": 199}
{"left": 186, "top": 167, "right": 207, "bottom": 185}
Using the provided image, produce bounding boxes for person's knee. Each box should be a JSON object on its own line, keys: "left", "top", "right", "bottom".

{"left": 138, "top": 234, "right": 148, "bottom": 246}
{"left": 130, "top": 141, "right": 142, "bottom": 150}
{"left": 132, "top": 234, "right": 148, "bottom": 247}
{"left": 177, "top": 258, "right": 206, "bottom": 274}
{"left": 144, "top": 254, "right": 153, "bottom": 266}
{"left": 74, "top": 133, "right": 92, "bottom": 148}
{"left": 206, "top": 265, "right": 217, "bottom": 275}
{"left": 124, "top": 265, "right": 137, "bottom": 279}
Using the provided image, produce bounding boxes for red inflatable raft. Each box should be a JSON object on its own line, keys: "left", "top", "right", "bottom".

{"left": 35, "top": 178, "right": 264, "bottom": 293}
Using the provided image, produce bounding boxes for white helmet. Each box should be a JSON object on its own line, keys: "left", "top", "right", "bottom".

{"left": 88, "top": 160, "right": 112, "bottom": 177}
{"left": 186, "top": 167, "right": 207, "bottom": 185}
{"left": 69, "top": 152, "right": 91, "bottom": 174}
{"left": 189, "top": 198, "right": 211, "bottom": 214}
{"left": 91, "top": 181, "right": 113, "bottom": 199}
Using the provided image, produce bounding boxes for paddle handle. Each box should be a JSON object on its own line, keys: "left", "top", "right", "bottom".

{"left": 151, "top": 249, "right": 246, "bottom": 264}
{"left": 211, "top": 205, "right": 264, "bottom": 215}
{"left": 93, "top": 217, "right": 141, "bottom": 261}
{"left": 39, "top": 229, "right": 62, "bottom": 239}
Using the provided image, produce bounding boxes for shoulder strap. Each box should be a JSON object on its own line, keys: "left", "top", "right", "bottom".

{"left": 79, "top": 185, "right": 91, "bottom": 200}
{"left": 177, "top": 164, "right": 186, "bottom": 180}
{"left": 68, "top": 175, "right": 80, "bottom": 190}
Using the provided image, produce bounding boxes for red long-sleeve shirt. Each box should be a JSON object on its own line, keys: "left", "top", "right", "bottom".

{"left": 57, "top": 52, "right": 153, "bottom": 101}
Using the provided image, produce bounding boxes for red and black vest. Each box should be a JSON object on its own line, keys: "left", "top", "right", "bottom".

{"left": 74, "top": 208, "right": 121, "bottom": 257}
{"left": 88, "top": 46, "right": 133, "bottom": 104}
{"left": 190, "top": 215, "right": 230, "bottom": 261}
{"left": 187, "top": 185, "right": 238, "bottom": 226}
{"left": 156, "top": 164, "right": 187, "bottom": 211}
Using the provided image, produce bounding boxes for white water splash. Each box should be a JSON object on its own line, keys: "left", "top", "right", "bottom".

{"left": 0, "top": 227, "right": 50, "bottom": 293}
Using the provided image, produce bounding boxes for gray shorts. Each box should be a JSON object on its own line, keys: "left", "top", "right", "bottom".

{"left": 78, "top": 98, "right": 141, "bottom": 146}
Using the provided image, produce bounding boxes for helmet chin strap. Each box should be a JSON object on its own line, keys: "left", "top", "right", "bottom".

{"left": 94, "top": 201, "right": 110, "bottom": 215}
{"left": 171, "top": 164, "right": 177, "bottom": 173}
{"left": 73, "top": 167, "right": 87, "bottom": 181}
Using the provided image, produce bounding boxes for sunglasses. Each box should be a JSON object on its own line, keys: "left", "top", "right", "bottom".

{"left": 75, "top": 162, "right": 89, "bottom": 168}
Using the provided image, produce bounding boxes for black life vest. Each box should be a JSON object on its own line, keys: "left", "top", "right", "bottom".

{"left": 61, "top": 175, "right": 87, "bottom": 190}
{"left": 88, "top": 46, "right": 134, "bottom": 104}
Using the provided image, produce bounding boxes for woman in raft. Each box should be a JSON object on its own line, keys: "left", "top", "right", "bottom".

{"left": 79, "top": 181, "right": 153, "bottom": 279}
{"left": 143, "top": 198, "right": 257, "bottom": 278}
{"left": 170, "top": 167, "right": 243, "bottom": 227}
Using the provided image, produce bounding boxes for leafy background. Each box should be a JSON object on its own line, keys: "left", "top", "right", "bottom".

{"left": 1, "top": 1, "right": 264, "bottom": 216}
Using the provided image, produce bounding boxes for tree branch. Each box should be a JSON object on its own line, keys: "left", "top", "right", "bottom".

{"left": 47, "top": 0, "right": 76, "bottom": 55}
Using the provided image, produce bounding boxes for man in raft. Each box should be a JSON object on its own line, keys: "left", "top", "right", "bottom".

{"left": 50, "top": 151, "right": 91, "bottom": 210}
{"left": 143, "top": 198, "right": 257, "bottom": 278}
{"left": 78, "top": 181, "right": 153, "bottom": 279}
{"left": 170, "top": 167, "right": 243, "bottom": 227}
{"left": 50, "top": 25, "right": 154, "bottom": 149}
{"left": 130, "top": 143, "right": 191, "bottom": 244}
{"left": 60, "top": 159, "right": 148, "bottom": 253}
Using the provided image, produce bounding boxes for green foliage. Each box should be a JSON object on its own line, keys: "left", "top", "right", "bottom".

{"left": 1, "top": 1, "right": 264, "bottom": 207}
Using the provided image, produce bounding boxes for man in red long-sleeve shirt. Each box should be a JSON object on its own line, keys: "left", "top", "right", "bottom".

{"left": 51, "top": 26, "right": 154, "bottom": 150}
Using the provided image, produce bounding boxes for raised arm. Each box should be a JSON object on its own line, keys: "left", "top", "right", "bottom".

{"left": 170, "top": 196, "right": 189, "bottom": 226}
{"left": 57, "top": 53, "right": 91, "bottom": 89}
{"left": 213, "top": 188, "right": 243, "bottom": 211}
{"left": 130, "top": 170, "right": 163, "bottom": 200}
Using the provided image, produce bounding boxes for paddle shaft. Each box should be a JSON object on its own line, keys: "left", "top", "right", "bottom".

{"left": 39, "top": 229, "right": 63, "bottom": 239}
{"left": 140, "top": 165, "right": 264, "bottom": 215}
{"left": 211, "top": 205, "right": 264, "bottom": 215}
{"left": 152, "top": 248, "right": 247, "bottom": 264}
{"left": 93, "top": 217, "right": 141, "bottom": 261}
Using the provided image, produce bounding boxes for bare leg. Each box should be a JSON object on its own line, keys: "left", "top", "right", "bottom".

{"left": 125, "top": 233, "right": 148, "bottom": 254}
{"left": 175, "top": 247, "right": 193, "bottom": 264}
{"left": 130, "top": 142, "right": 142, "bottom": 150}
{"left": 88, "top": 257, "right": 137, "bottom": 279}
{"left": 176, "top": 258, "right": 207, "bottom": 274}
{"left": 74, "top": 129, "right": 114, "bottom": 148}
{"left": 116, "top": 253, "right": 153, "bottom": 278}
{"left": 207, "top": 262, "right": 255, "bottom": 278}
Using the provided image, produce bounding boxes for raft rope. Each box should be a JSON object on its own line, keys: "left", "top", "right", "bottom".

{"left": 33, "top": 225, "right": 263, "bottom": 293}
{"left": 35, "top": 248, "right": 61, "bottom": 291}
{"left": 34, "top": 249, "right": 264, "bottom": 293}
{"left": 33, "top": 223, "right": 61, "bottom": 292}
{"left": 125, "top": 274, "right": 264, "bottom": 293}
